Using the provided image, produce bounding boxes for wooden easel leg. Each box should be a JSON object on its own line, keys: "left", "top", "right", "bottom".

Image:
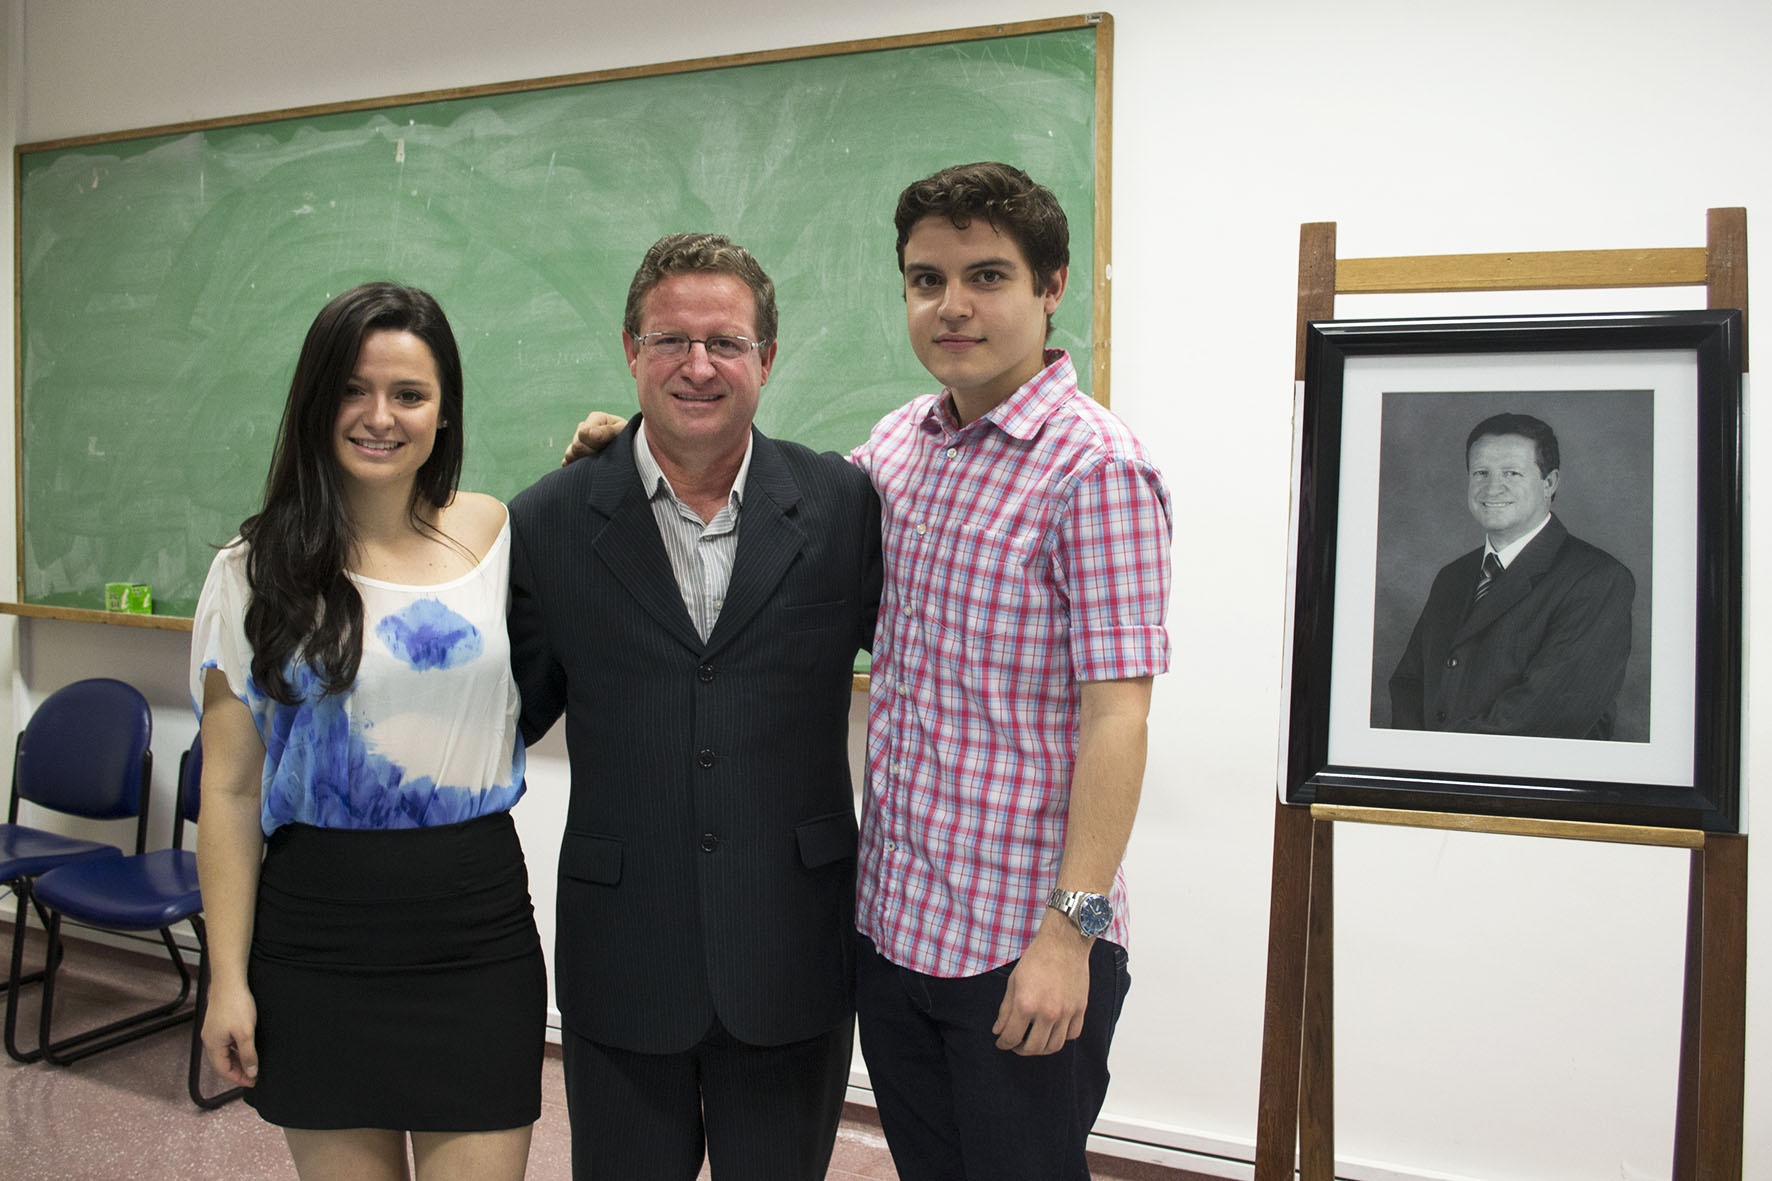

{"left": 1673, "top": 834, "right": 1747, "bottom": 1181}
{"left": 1255, "top": 801, "right": 1317, "bottom": 1180}
{"left": 1300, "top": 819, "right": 1334, "bottom": 1181}
{"left": 1698, "top": 834, "right": 1747, "bottom": 1179}
{"left": 1705, "top": 207, "right": 1748, "bottom": 369}
{"left": 1672, "top": 848, "right": 1704, "bottom": 1181}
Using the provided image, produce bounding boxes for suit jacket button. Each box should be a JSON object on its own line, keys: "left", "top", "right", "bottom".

{"left": 700, "top": 833, "right": 719, "bottom": 852}
{"left": 698, "top": 663, "right": 715, "bottom": 683}
{"left": 698, "top": 748, "right": 715, "bottom": 768}
{"left": 1434, "top": 709, "right": 1448, "bottom": 722}
{"left": 1445, "top": 656, "right": 1459, "bottom": 668}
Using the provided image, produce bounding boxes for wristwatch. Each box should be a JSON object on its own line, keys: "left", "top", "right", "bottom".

{"left": 1047, "top": 887, "right": 1113, "bottom": 938}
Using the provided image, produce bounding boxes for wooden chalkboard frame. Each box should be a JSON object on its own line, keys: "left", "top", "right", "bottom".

{"left": 8, "top": 13, "right": 1114, "bottom": 628}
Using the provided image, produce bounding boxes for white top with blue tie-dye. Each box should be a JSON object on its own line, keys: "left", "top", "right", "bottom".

{"left": 191, "top": 521, "right": 526, "bottom": 836}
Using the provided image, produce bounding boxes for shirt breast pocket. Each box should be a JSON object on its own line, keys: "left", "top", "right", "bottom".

{"left": 928, "top": 527, "right": 1041, "bottom": 652}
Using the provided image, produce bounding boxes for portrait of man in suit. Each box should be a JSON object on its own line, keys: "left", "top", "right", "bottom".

{"left": 1387, "top": 411, "right": 1637, "bottom": 739}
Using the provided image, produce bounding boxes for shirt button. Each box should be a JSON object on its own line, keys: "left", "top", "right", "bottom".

{"left": 885, "top": 839, "right": 897, "bottom": 852}
{"left": 915, "top": 523, "right": 927, "bottom": 536}
{"left": 900, "top": 603, "right": 912, "bottom": 616}
{"left": 700, "top": 833, "right": 719, "bottom": 852}
{"left": 697, "top": 748, "right": 715, "bottom": 768}
{"left": 946, "top": 447, "right": 958, "bottom": 459}
{"left": 698, "top": 663, "right": 715, "bottom": 683}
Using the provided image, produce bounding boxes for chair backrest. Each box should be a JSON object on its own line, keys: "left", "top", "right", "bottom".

{"left": 11, "top": 678, "right": 154, "bottom": 850}
{"left": 173, "top": 734, "right": 203, "bottom": 851}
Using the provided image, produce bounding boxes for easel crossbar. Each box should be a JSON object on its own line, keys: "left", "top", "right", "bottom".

{"left": 1336, "top": 247, "right": 1709, "bottom": 294}
{"left": 1310, "top": 804, "right": 1707, "bottom": 849}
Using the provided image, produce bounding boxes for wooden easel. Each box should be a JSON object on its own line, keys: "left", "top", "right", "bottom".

{"left": 1255, "top": 209, "right": 1750, "bottom": 1181}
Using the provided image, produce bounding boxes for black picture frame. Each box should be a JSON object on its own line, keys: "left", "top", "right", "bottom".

{"left": 1281, "top": 310, "right": 1743, "bottom": 832}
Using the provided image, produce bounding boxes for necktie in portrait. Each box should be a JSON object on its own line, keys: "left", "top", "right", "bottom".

{"left": 1475, "top": 551, "right": 1503, "bottom": 601}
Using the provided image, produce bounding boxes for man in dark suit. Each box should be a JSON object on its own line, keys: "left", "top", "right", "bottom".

{"left": 1389, "top": 412, "right": 1634, "bottom": 739}
{"left": 507, "top": 234, "right": 882, "bottom": 1180}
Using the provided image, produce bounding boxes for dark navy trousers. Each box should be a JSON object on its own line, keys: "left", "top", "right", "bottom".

{"left": 856, "top": 934, "right": 1131, "bottom": 1180}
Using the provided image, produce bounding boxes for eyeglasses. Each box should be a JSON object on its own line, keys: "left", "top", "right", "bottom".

{"left": 632, "top": 332, "right": 769, "bottom": 362}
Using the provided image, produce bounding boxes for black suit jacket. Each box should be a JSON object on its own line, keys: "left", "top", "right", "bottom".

{"left": 1389, "top": 515, "right": 1634, "bottom": 739}
{"left": 508, "top": 419, "right": 881, "bottom": 1053}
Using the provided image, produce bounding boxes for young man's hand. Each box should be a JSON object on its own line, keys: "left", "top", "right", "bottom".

{"left": 562, "top": 411, "right": 628, "bottom": 465}
{"left": 991, "top": 914, "right": 1092, "bottom": 1055}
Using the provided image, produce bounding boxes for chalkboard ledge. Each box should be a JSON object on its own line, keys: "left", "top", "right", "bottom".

{"left": 0, "top": 602, "right": 193, "bottom": 632}
{"left": 0, "top": 604, "right": 872, "bottom": 691}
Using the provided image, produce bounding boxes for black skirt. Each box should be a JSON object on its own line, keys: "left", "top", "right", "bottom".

{"left": 245, "top": 810, "right": 546, "bottom": 1131}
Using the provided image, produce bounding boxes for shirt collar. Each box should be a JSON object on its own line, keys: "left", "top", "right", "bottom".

{"left": 1487, "top": 511, "right": 1552, "bottom": 567}
{"left": 633, "top": 420, "right": 753, "bottom": 511}
{"left": 925, "top": 349, "right": 1078, "bottom": 440}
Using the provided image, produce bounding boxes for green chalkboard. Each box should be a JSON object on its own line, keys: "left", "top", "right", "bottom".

{"left": 13, "top": 17, "right": 1107, "bottom": 620}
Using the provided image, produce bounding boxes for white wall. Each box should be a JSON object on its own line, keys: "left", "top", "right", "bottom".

{"left": 1, "top": 2, "right": 18, "bottom": 739}
{"left": 6, "top": 2, "right": 1769, "bottom": 1178}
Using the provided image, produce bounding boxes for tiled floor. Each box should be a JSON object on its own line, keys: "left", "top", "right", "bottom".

{"left": 2, "top": 927, "right": 1205, "bottom": 1179}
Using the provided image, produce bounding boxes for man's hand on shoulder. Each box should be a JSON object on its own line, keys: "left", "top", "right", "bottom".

{"left": 991, "top": 913, "right": 1092, "bottom": 1056}
{"left": 562, "top": 411, "right": 628, "bottom": 466}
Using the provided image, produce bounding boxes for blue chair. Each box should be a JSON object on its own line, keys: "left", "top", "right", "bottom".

{"left": 2, "top": 678, "right": 151, "bottom": 1064}
{"left": 31, "top": 734, "right": 244, "bottom": 1108}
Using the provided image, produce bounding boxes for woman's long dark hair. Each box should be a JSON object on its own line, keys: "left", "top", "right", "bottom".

{"left": 239, "top": 282, "right": 465, "bottom": 705}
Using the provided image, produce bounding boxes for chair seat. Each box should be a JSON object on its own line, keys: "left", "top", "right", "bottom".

{"left": 32, "top": 851, "right": 201, "bottom": 931}
{"left": 0, "top": 824, "right": 123, "bottom": 880}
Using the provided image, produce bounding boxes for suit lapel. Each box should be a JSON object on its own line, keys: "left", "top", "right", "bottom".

{"left": 586, "top": 423, "right": 705, "bottom": 654}
{"left": 1454, "top": 516, "right": 1567, "bottom": 643}
{"left": 705, "top": 431, "right": 805, "bottom": 656}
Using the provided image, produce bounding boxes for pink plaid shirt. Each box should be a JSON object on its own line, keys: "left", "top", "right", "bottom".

{"left": 852, "top": 352, "right": 1173, "bottom": 978}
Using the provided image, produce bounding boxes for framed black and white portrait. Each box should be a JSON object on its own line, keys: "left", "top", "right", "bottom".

{"left": 1280, "top": 310, "right": 1743, "bottom": 831}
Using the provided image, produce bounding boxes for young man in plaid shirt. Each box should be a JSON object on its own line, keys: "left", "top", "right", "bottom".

{"left": 849, "top": 162, "right": 1173, "bottom": 1179}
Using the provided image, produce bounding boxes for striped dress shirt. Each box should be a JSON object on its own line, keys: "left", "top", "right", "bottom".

{"left": 633, "top": 422, "right": 750, "bottom": 641}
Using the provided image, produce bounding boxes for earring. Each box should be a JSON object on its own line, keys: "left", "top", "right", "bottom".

{"left": 438, "top": 419, "right": 450, "bottom": 428}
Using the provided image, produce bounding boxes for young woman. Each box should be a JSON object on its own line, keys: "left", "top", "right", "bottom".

{"left": 193, "top": 283, "right": 544, "bottom": 1180}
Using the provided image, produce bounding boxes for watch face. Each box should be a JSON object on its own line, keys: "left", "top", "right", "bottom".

{"left": 1077, "top": 894, "right": 1113, "bottom": 938}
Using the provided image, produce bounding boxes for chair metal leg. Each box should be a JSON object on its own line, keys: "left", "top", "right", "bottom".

{"left": 4, "top": 884, "right": 56, "bottom": 1063}
{"left": 38, "top": 915, "right": 196, "bottom": 1066}
{"left": 3, "top": 886, "right": 53, "bottom": 993}
{"left": 186, "top": 918, "right": 244, "bottom": 1109}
